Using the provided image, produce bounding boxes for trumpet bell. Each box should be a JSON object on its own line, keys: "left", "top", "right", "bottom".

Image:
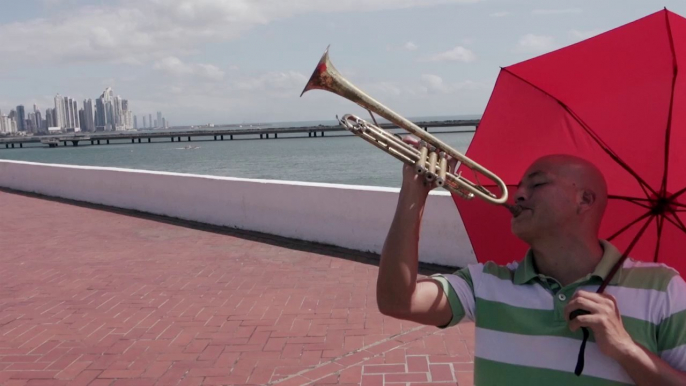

{"left": 300, "top": 45, "right": 510, "bottom": 206}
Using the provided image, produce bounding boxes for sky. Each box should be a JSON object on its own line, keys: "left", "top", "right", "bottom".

{"left": 0, "top": 0, "right": 684, "bottom": 126}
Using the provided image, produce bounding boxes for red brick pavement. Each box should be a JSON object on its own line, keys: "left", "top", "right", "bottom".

{"left": 0, "top": 190, "right": 474, "bottom": 385}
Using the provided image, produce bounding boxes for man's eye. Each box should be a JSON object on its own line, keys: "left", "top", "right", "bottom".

{"left": 533, "top": 183, "right": 546, "bottom": 188}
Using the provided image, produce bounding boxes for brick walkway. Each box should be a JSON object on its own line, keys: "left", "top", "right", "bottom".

{"left": 0, "top": 190, "right": 474, "bottom": 386}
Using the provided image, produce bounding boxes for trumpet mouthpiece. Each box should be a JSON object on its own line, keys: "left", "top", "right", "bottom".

{"left": 505, "top": 204, "right": 523, "bottom": 217}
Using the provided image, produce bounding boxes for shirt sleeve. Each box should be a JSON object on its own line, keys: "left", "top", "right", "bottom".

{"left": 431, "top": 265, "right": 478, "bottom": 328}
{"left": 657, "top": 274, "right": 686, "bottom": 371}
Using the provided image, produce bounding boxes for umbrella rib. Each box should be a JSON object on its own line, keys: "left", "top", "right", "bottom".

{"left": 654, "top": 215, "right": 665, "bottom": 262}
{"left": 599, "top": 214, "right": 655, "bottom": 293}
{"left": 664, "top": 211, "right": 686, "bottom": 234}
{"left": 607, "top": 210, "right": 653, "bottom": 242}
{"left": 661, "top": 9, "right": 679, "bottom": 195}
{"left": 501, "top": 68, "right": 658, "bottom": 198}
{"left": 672, "top": 186, "right": 686, "bottom": 200}
{"left": 607, "top": 195, "right": 652, "bottom": 209}
{"left": 564, "top": 107, "right": 657, "bottom": 197}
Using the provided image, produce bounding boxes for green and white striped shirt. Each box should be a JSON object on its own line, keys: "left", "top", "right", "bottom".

{"left": 432, "top": 240, "right": 686, "bottom": 385}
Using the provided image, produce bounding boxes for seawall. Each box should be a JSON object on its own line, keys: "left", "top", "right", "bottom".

{"left": 0, "top": 160, "right": 476, "bottom": 268}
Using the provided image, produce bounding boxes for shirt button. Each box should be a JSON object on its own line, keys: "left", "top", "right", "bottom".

{"left": 558, "top": 294, "right": 567, "bottom": 301}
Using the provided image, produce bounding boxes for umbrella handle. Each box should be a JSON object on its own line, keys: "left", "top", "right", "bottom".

{"left": 569, "top": 309, "right": 591, "bottom": 376}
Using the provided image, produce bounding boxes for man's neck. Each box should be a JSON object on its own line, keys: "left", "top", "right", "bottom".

{"left": 530, "top": 236, "right": 604, "bottom": 287}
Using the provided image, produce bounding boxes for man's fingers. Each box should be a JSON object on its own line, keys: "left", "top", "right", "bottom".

{"left": 568, "top": 314, "right": 602, "bottom": 332}
{"left": 564, "top": 297, "right": 605, "bottom": 321}
{"left": 402, "top": 135, "right": 420, "bottom": 147}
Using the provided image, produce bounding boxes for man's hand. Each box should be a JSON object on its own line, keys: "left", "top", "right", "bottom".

{"left": 400, "top": 135, "right": 458, "bottom": 198}
{"left": 564, "top": 290, "right": 637, "bottom": 361}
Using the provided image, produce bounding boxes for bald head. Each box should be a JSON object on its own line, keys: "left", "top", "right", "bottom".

{"left": 529, "top": 154, "right": 608, "bottom": 221}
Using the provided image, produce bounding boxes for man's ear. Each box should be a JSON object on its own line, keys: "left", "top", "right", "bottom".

{"left": 577, "top": 189, "right": 596, "bottom": 214}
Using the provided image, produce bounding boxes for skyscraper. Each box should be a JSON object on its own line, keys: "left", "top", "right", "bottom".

{"left": 148, "top": 114, "right": 152, "bottom": 128}
{"left": 16, "top": 105, "right": 25, "bottom": 132}
{"left": 83, "top": 99, "right": 95, "bottom": 132}
{"left": 54, "top": 95, "right": 66, "bottom": 128}
{"left": 96, "top": 87, "right": 116, "bottom": 131}
{"left": 72, "top": 99, "right": 80, "bottom": 130}
{"left": 79, "top": 109, "right": 85, "bottom": 132}
{"left": 34, "top": 110, "right": 43, "bottom": 133}
{"left": 46, "top": 108, "right": 55, "bottom": 128}
{"left": 134, "top": 115, "right": 138, "bottom": 130}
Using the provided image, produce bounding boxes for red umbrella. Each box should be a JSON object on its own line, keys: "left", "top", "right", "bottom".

{"left": 455, "top": 7, "right": 686, "bottom": 277}
{"left": 453, "top": 8, "right": 686, "bottom": 376}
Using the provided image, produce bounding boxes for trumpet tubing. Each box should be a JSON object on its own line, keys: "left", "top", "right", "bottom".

{"left": 300, "top": 46, "right": 509, "bottom": 205}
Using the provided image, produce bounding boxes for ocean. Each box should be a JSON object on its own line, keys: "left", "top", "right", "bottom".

{"left": 0, "top": 115, "right": 477, "bottom": 189}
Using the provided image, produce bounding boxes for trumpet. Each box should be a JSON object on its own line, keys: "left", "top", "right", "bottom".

{"left": 300, "top": 46, "right": 512, "bottom": 209}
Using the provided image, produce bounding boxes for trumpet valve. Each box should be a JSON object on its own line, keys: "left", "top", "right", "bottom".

{"left": 425, "top": 151, "right": 438, "bottom": 182}
{"left": 436, "top": 152, "right": 448, "bottom": 187}
{"left": 416, "top": 142, "right": 428, "bottom": 175}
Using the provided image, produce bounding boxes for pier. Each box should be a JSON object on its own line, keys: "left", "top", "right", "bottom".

{"left": 0, "top": 119, "right": 479, "bottom": 149}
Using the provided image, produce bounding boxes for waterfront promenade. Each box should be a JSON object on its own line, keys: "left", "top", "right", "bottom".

{"left": 0, "top": 190, "right": 475, "bottom": 385}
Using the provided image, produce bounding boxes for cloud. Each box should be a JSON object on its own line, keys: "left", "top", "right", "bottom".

{"left": 386, "top": 41, "right": 419, "bottom": 52}
{"left": 153, "top": 57, "right": 225, "bottom": 81}
{"left": 420, "top": 46, "right": 476, "bottom": 63}
{"left": 514, "top": 34, "right": 556, "bottom": 53}
{"left": 490, "top": 11, "right": 509, "bottom": 17}
{"left": 404, "top": 41, "right": 419, "bottom": 51}
{"left": 421, "top": 74, "right": 451, "bottom": 93}
{"left": 420, "top": 74, "right": 486, "bottom": 94}
{"left": 532, "top": 8, "right": 582, "bottom": 15}
{"left": 0, "top": 0, "right": 482, "bottom": 70}
{"left": 234, "top": 71, "right": 308, "bottom": 93}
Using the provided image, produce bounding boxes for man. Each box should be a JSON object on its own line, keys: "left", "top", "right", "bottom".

{"left": 376, "top": 151, "right": 686, "bottom": 385}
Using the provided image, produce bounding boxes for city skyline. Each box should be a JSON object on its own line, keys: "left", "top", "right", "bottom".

{"left": 1, "top": 1, "right": 686, "bottom": 126}
{"left": 0, "top": 86, "right": 168, "bottom": 135}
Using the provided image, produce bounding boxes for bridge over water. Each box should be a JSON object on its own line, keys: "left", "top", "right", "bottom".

{"left": 0, "top": 119, "right": 479, "bottom": 149}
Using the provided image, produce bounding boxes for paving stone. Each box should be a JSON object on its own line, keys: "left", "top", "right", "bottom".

{"left": 0, "top": 191, "right": 474, "bottom": 385}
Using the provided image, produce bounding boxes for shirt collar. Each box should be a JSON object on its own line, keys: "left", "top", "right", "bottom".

{"left": 513, "top": 239, "right": 624, "bottom": 286}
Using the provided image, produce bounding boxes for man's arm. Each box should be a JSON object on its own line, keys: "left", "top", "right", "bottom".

{"left": 376, "top": 163, "right": 453, "bottom": 327}
{"left": 565, "top": 290, "right": 686, "bottom": 385}
{"left": 615, "top": 342, "right": 686, "bottom": 385}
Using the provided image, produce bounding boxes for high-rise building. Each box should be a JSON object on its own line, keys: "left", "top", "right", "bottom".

{"left": 26, "top": 113, "right": 36, "bottom": 133}
{"left": 96, "top": 87, "right": 116, "bottom": 131}
{"left": 16, "top": 105, "right": 25, "bottom": 132}
{"left": 54, "top": 95, "right": 66, "bottom": 128}
{"left": 157, "top": 112, "right": 162, "bottom": 128}
{"left": 72, "top": 99, "right": 80, "bottom": 130}
{"left": 148, "top": 114, "right": 152, "bottom": 128}
{"left": 8, "top": 110, "right": 17, "bottom": 133}
{"left": 83, "top": 99, "right": 95, "bottom": 132}
{"left": 142, "top": 116, "right": 147, "bottom": 129}
{"left": 134, "top": 115, "right": 138, "bottom": 130}
{"left": 79, "top": 109, "right": 85, "bottom": 132}
{"left": 46, "top": 108, "right": 55, "bottom": 128}
{"left": 65, "top": 98, "right": 74, "bottom": 129}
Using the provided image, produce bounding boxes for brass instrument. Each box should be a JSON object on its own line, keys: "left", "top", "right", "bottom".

{"left": 300, "top": 46, "right": 511, "bottom": 208}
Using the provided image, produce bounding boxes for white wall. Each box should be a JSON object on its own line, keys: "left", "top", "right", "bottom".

{"left": 0, "top": 160, "right": 477, "bottom": 268}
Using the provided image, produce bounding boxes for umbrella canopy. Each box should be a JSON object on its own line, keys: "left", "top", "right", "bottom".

{"left": 454, "top": 8, "right": 686, "bottom": 277}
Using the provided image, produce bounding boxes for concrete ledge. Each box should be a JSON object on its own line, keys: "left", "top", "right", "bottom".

{"left": 0, "top": 160, "right": 476, "bottom": 267}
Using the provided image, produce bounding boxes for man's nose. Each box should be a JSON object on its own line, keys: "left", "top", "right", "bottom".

{"left": 514, "top": 188, "right": 527, "bottom": 203}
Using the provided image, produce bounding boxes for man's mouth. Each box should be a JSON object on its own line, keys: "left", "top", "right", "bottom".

{"left": 511, "top": 205, "right": 530, "bottom": 218}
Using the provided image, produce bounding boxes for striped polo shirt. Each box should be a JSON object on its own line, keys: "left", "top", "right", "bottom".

{"left": 432, "top": 239, "right": 686, "bottom": 385}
